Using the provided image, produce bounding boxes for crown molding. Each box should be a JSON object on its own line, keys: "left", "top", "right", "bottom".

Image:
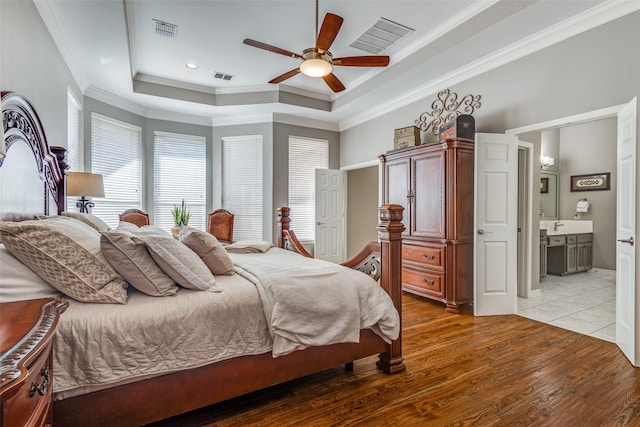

{"left": 339, "top": 1, "right": 640, "bottom": 131}
{"left": 210, "top": 113, "right": 273, "bottom": 127}
{"left": 273, "top": 113, "right": 339, "bottom": 132}
{"left": 145, "top": 108, "right": 214, "bottom": 127}
{"left": 84, "top": 86, "right": 148, "bottom": 117}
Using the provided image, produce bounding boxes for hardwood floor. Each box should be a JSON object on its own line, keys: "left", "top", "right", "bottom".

{"left": 149, "top": 294, "right": 640, "bottom": 426}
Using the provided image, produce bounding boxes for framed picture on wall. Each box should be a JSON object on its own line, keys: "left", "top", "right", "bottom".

{"left": 570, "top": 172, "right": 611, "bottom": 192}
{"left": 540, "top": 177, "right": 549, "bottom": 193}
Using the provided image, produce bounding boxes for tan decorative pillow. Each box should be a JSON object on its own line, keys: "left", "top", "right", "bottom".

{"left": 61, "top": 212, "right": 110, "bottom": 232}
{"left": 179, "top": 227, "right": 234, "bottom": 275}
{"left": 0, "top": 217, "right": 128, "bottom": 304}
{"left": 101, "top": 230, "right": 178, "bottom": 296}
{"left": 133, "top": 234, "right": 221, "bottom": 292}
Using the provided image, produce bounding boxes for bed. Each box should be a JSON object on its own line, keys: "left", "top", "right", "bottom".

{"left": 0, "top": 91, "right": 405, "bottom": 426}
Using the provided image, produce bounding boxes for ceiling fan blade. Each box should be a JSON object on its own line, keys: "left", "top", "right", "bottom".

{"left": 316, "top": 13, "right": 343, "bottom": 54}
{"left": 333, "top": 56, "right": 390, "bottom": 67}
{"left": 322, "top": 73, "right": 345, "bottom": 93}
{"left": 243, "top": 39, "right": 303, "bottom": 60}
{"left": 269, "top": 68, "right": 301, "bottom": 84}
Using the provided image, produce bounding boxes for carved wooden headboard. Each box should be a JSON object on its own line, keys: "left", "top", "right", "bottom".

{"left": 0, "top": 92, "right": 67, "bottom": 220}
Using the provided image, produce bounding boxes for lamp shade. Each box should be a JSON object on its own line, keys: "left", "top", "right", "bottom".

{"left": 67, "top": 172, "right": 105, "bottom": 197}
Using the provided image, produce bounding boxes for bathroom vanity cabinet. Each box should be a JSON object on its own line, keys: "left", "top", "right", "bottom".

{"left": 546, "top": 233, "right": 593, "bottom": 275}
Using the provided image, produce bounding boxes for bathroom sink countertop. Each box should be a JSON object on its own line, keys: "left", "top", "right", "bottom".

{"left": 540, "top": 220, "right": 593, "bottom": 235}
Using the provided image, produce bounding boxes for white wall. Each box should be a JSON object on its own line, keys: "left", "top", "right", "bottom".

{"left": 1, "top": 0, "right": 82, "bottom": 149}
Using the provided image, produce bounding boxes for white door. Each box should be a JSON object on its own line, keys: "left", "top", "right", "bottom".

{"left": 616, "top": 98, "right": 637, "bottom": 365}
{"left": 474, "top": 133, "right": 519, "bottom": 315}
{"left": 315, "top": 169, "right": 346, "bottom": 263}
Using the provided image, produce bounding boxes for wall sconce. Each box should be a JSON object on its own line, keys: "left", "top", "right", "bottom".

{"left": 540, "top": 155, "right": 555, "bottom": 169}
{"left": 67, "top": 172, "right": 105, "bottom": 213}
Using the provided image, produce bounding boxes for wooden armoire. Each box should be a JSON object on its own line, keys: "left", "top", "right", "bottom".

{"left": 380, "top": 138, "right": 474, "bottom": 313}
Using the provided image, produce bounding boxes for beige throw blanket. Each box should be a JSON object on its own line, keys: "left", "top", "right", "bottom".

{"left": 225, "top": 240, "right": 274, "bottom": 253}
{"left": 230, "top": 248, "right": 400, "bottom": 357}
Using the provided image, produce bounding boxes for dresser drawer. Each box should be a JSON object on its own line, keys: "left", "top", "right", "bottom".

{"left": 2, "top": 342, "right": 53, "bottom": 427}
{"left": 402, "top": 267, "right": 445, "bottom": 298}
{"left": 403, "top": 243, "right": 445, "bottom": 269}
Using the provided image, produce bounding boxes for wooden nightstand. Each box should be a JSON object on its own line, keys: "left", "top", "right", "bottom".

{"left": 1, "top": 297, "right": 68, "bottom": 427}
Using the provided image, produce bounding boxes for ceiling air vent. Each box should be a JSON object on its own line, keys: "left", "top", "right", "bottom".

{"left": 153, "top": 19, "right": 178, "bottom": 38}
{"left": 214, "top": 72, "right": 234, "bottom": 81}
{"left": 350, "top": 17, "right": 414, "bottom": 54}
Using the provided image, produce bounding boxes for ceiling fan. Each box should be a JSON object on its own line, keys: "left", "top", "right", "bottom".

{"left": 243, "top": 1, "right": 390, "bottom": 93}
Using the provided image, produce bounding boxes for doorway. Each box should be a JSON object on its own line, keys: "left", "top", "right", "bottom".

{"left": 508, "top": 106, "right": 622, "bottom": 341}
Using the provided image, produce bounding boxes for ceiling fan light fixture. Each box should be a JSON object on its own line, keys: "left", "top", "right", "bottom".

{"left": 299, "top": 48, "right": 332, "bottom": 77}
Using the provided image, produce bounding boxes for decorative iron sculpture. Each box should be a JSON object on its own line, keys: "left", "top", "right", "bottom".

{"left": 414, "top": 89, "right": 482, "bottom": 135}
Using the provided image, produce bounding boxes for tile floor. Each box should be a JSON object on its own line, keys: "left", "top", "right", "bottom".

{"left": 517, "top": 268, "right": 616, "bottom": 342}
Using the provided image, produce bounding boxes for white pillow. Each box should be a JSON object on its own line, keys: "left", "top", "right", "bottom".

{"left": 0, "top": 244, "right": 61, "bottom": 303}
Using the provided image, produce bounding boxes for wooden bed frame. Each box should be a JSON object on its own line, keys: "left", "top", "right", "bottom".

{"left": 1, "top": 91, "right": 405, "bottom": 426}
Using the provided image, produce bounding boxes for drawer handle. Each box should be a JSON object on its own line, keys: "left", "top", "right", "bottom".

{"left": 422, "top": 278, "right": 435, "bottom": 285}
{"left": 422, "top": 254, "right": 436, "bottom": 260}
{"left": 29, "top": 366, "right": 49, "bottom": 397}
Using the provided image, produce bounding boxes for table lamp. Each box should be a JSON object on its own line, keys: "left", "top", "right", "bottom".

{"left": 67, "top": 172, "right": 105, "bottom": 213}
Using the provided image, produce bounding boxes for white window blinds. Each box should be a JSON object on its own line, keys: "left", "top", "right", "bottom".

{"left": 288, "top": 136, "right": 329, "bottom": 241}
{"left": 66, "top": 90, "right": 82, "bottom": 212}
{"left": 154, "top": 131, "right": 206, "bottom": 232}
{"left": 90, "top": 113, "right": 142, "bottom": 228}
{"left": 221, "top": 135, "right": 263, "bottom": 240}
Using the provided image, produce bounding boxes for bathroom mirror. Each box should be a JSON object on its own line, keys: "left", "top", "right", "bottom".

{"left": 540, "top": 171, "right": 559, "bottom": 219}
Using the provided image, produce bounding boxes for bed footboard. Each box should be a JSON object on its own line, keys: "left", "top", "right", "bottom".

{"left": 276, "top": 204, "right": 406, "bottom": 374}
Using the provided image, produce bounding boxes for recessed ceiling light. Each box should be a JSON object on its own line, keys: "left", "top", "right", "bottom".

{"left": 185, "top": 63, "right": 199, "bottom": 70}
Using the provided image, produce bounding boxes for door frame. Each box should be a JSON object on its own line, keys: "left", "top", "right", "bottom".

{"left": 506, "top": 103, "right": 627, "bottom": 297}
{"left": 517, "top": 141, "right": 534, "bottom": 298}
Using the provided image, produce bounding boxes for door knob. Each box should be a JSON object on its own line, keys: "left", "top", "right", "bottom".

{"left": 317, "top": 222, "right": 324, "bottom": 226}
{"left": 617, "top": 237, "right": 635, "bottom": 246}
{"left": 477, "top": 229, "right": 493, "bottom": 235}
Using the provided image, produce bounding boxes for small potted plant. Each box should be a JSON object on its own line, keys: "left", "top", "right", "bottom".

{"left": 171, "top": 199, "right": 190, "bottom": 237}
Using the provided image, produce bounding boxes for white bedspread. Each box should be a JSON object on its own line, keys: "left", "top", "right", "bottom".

{"left": 230, "top": 248, "right": 400, "bottom": 357}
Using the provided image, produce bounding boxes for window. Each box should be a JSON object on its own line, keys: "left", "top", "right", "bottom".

{"left": 288, "top": 136, "right": 329, "bottom": 241}
{"left": 90, "top": 113, "right": 142, "bottom": 228}
{"left": 66, "top": 89, "right": 82, "bottom": 212}
{"left": 221, "top": 135, "right": 263, "bottom": 240}
{"left": 154, "top": 131, "right": 206, "bottom": 232}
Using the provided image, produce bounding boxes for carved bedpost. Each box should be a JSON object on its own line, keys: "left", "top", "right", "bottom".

{"left": 376, "top": 204, "right": 406, "bottom": 374}
{"left": 50, "top": 146, "right": 68, "bottom": 214}
{"left": 276, "top": 206, "right": 291, "bottom": 249}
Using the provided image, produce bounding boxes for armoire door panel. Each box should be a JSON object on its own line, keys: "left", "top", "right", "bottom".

{"left": 412, "top": 153, "right": 445, "bottom": 238}
{"left": 385, "top": 158, "right": 410, "bottom": 233}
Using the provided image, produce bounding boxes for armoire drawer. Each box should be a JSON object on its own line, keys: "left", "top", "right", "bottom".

{"left": 402, "top": 267, "right": 445, "bottom": 298}
{"left": 403, "top": 244, "right": 445, "bottom": 269}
